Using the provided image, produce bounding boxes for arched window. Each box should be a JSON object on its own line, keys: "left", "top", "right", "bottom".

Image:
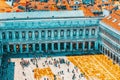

{"left": 23, "top": 44, "right": 27, "bottom": 52}
{"left": 28, "top": 31, "right": 32, "bottom": 39}
{"left": 54, "top": 43, "right": 58, "bottom": 50}
{"left": 79, "top": 29, "right": 83, "bottom": 36}
{"left": 91, "top": 29, "right": 95, "bottom": 35}
{"left": 3, "top": 45, "right": 7, "bottom": 52}
{"left": 48, "top": 30, "right": 51, "bottom": 38}
{"left": 15, "top": 32, "right": 19, "bottom": 39}
{"left": 85, "top": 29, "right": 89, "bottom": 36}
{"left": 60, "top": 30, "right": 64, "bottom": 37}
{"left": 35, "top": 31, "right": 39, "bottom": 39}
{"left": 73, "top": 29, "right": 77, "bottom": 37}
{"left": 29, "top": 44, "right": 33, "bottom": 52}
{"left": 35, "top": 43, "right": 39, "bottom": 51}
{"left": 67, "top": 30, "right": 70, "bottom": 37}
{"left": 22, "top": 31, "right": 25, "bottom": 39}
{"left": 48, "top": 43, "right": 52, "bottom": 50}
{"left": 2, "top": 32, "right": 6, "bottom": 39}
{"left": 41, "top": 30, "right": 45, "bottom": 38}
{"left": 54, "top": 30, "right": 58, "bottom": 37}
{"left": 9, "top": 32, "right": 12, "bottom": 39}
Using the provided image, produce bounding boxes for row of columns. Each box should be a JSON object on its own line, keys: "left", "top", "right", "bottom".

{"left": 99, "top": 43, "right": 120, "bottom": 65}
{"left": 2, "top": 41, "right": 98, "bottom": 53}
{"left": 0, "top": 28, "right": 97, "bottom": 40}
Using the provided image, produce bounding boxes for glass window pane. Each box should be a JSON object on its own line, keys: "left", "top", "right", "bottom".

{"left": 15, "top": 32, "right": 19, "bottom": 39}
{"left": 35, "top": 31, "right": 39, "bottom": 38}
{"left": 2, "top": 32, "right": 6, "bottom": 39}
{"left": 28, "top": 31, "right": 32, "bottom": 39}
{"left": 9, "top": 32, "right": 12, "bottom": 39}
{"left": 22, "top": 31, "right": 25, "bottom": 39}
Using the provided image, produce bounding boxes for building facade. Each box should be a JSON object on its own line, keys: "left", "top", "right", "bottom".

{"left": 1, "top": 10, "right": 120, "bottom": 66}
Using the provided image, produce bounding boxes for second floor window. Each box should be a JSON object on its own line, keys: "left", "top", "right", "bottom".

{"left": 91, "top": 29, "right": 95, "bottom": 35}
{"left": 67, "top": 30, "right": 70, "bottom": 37}
{"left": 48, "top": 30, "right": 51, "bottom": 38}
{"left": 9, "top": 32, "right": 12, "bottom": 39}
{"left": 54, "top": 30, "right": 58, "bottom": 37}
{"left": 60, "top": 30, "right": 64, "bottom": 37}
{"left": 41, "top": 30, "right": 45, "bottom": 38}
{"left": 2, "top": 32, "right": 6, "bottom": 39}
{"left": 15, "top": 32, "right": 19, "bottom": 39}
{"left": 79, "top": 29, "right": 83, "bottom": 36}
{"left": 22, "top": 31, "right": 25, "bottom": 39}
{"left": 28, "top": 31, "right": 32, "bottom": 39}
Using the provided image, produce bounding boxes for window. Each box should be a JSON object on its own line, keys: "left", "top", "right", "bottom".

{"left": 22, "top": 31, "right": 25, "bottom": 39}
{"left": 48, "top": 30, "right": 51, "bottom": 38}
{"left": 35, "top": 43, "right": 39, "bottom": 51}
{"left": 60, "top": 30, "right": 64, "bottom": 37}
{"left": 107, "top": 16, "right": 111, "bottom": 19}
{"left": 85, "top": 42, "right": 89, "bottom": 49}
{"left": 67, "top": 30, "right": 70, "bottom": 37}
{"left": 15, "top": 32, "right": 19, "bottom": 39}
{"left": 54, "top": 43, "right": 58, "bottom": 50}
{"left": 54, "top": 30, "right": 58, "bottom": 37}
{"left": 41, "top": 30, "right": 45, "bottom": 38}
{"left": 91, "top": 41, "right": 95, "bottom": 49}
{"left": 28, "top": 31, "right": 32, "bottom": 39}
{"left": 79, "top": 29, "right": 83, "bottom": 36}
{"left": 3, "top": 45, "right": 7, "bottom": 52}
{"left": 73, "top": 29, "right": 77, "bottom": 36}
{"left": 91, "top": 29, "right": 95, "bottom": 35}
{"left": 29, "top": 44, "right": 33, "bottom": 52}
{"left": 2, "top": 32, "right": 6, "bottom": 39}
{"left": 85, "top": 29, "right": 89, "bottom": 36}
{"left": 112, "top": 19, "right": 117, "bottom": 22}
{"left": 9, "top": 32, "right": 12, "bottom": 39}
{"left": 35, "top": 31, "right": 39, "bottom": 38}
{"left": 23, "top": 44, "right": 27, "bottom": 52}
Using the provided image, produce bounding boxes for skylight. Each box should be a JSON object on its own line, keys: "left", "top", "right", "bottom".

{"left": 118, "top": 23, "right": 120, "bottom": 26}
{"left": 107, "top": 16, "right": 111, "bottom": 19}
{"left": 112, "top": 19, "right": 117, "bottom": 22}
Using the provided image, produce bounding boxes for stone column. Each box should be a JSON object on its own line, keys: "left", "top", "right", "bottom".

{"left": 14, "top": 44, "right": 16, "bottom": 53}
{"left": 64, "top": 42, "right": 66, "bottom": 51}
{"left": 32, "top": 31, "right": 35, "bottom": 40}
{"left": 33, "top": 44, "right": 35, "bottom": 52}
{"left": 52, "top": 43, "right": 54, "bottom": 51}
{"left": 39, "top": 43, "right": 41, "bottom": 52}
{"left": 76, "top": 42, "right": 79, "bottom": 50}
{"left": 58, "top": 30, "right": 60, "bottom": 39}
{"left": 39, "top": 30, "right": 41, "bottom": 40}
{"left": 13, "top": 31, "right": 15, "bottom": 40}
{"left": 64, "top": 29, "right": 67, "bottom": 39}
{"left": 45, "top": 30, "right": 48, "bottom": 40}
{"left": 77, "top": 29, "right": 79, "bottom": 39}
{"left": 46, "top": 43, "right": 48, "bottom": 52}
{"left": 70, "top": 29, "right": 73, "bottom": 38}
{"left": 58, "top": 43, "right": 60, "bottom": 52}
{"left": 83, "top": 29, "right": 85, "bottom": 38}
{"left": 26, "top": 31, "right": 28, "bottom": 40}
{"left": 26, "top": 44, "right": 29, "bottom": 52}
{"left": 19, "top": 31, "right": 22, "bottom": 40}
{"left": 7, "top": 45, "right": 10, "bottom": 53}
{"left": 89, "top": 42, "right": 91, "bottom": 50}
{"left": 20, "top": 44, "right": 22, "bottom": 53}
{"left": 51, "top": 30, "right": 54, "bottom": 39}
{"left": 95, "top": 41, "right": 98, "bottom": 50}
{"left": 6, "top": 31, "right": 9, "bottom": 40}
{"left": 82, "top": 42, "right": 85, "bottom": 50}
{"left": 89, "top": 28, "right": 91, "bottom": 37}
{"left": 70, "top": 42, "right": 72, "bottom": 51}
